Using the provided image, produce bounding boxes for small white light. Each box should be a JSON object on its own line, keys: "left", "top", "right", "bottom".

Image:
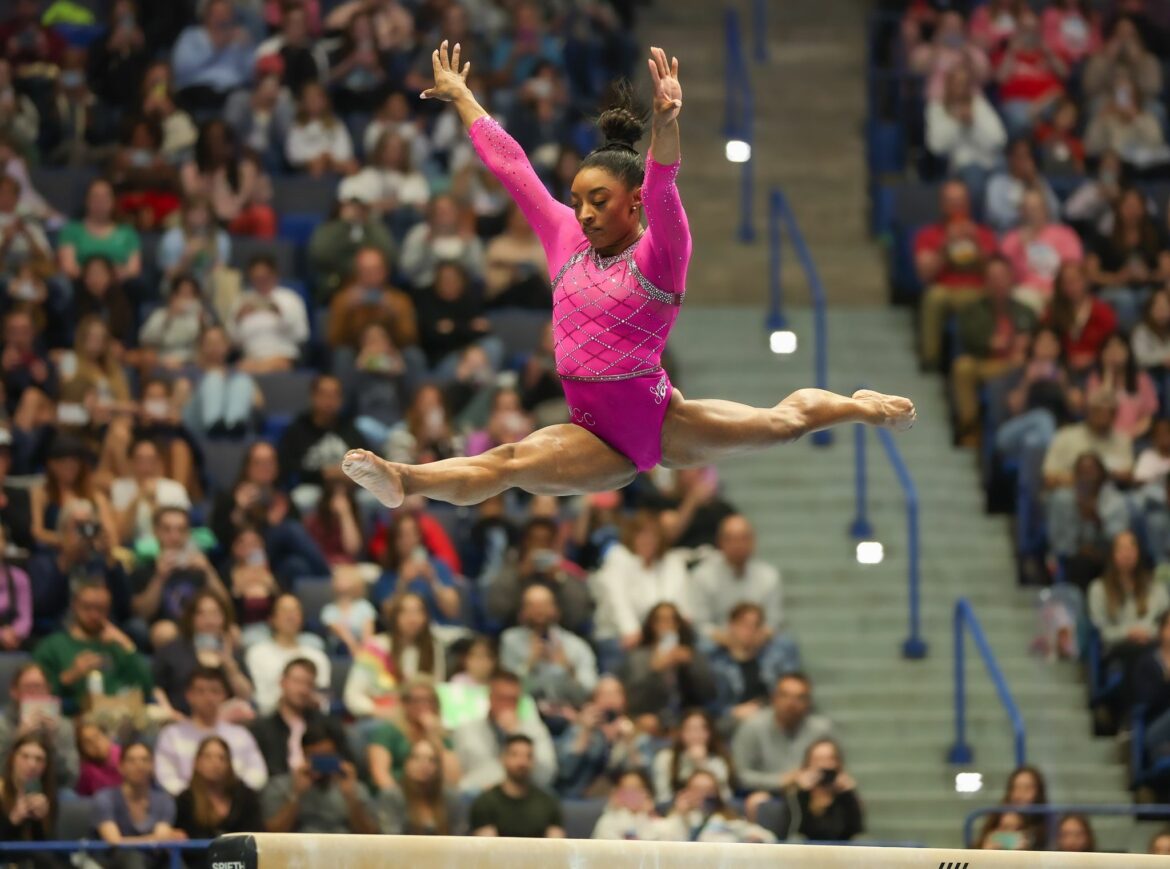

{"left": 955, "top": 772, "right": 983, "bottom": 794}
{"left": 769, "top": 330, "right": 797, "bottom": 354}
{"left": 725, "top": 139, "right": 752, "bottom": 163}
{"left": 856, "top": 540, "right": 884, "bottom": 565}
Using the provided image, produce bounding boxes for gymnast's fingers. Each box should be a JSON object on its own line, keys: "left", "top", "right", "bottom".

{"left": 451, "top": 41, "right": 461, "bottom": 70}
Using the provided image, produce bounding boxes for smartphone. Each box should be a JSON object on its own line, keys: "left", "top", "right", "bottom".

{"left": 56, "top": 403, "right": 89, "bottom": 425}
{"left": 19, "top": 697, "right": 60, "bottom": 729}
{"left": 989, "top": 831, "right": 1024, "bottom": 850}
{"left": 602, "top": 708, "right": 619, "bottom": 724}
{"left": 411, "top": 545, "right": 429, "bottom": 565}
{"left": 23, "top": 779, "right": 42, "bottom": 795}
{"left": 530, "top": 549, "right": 559, "bottom": 572}
{"left": 309, "top": 754, "right": 343, "bottom": 777}
{"left": 818, "top": 768, "right": 838, "bottom": 787}
{"left": 656, "top": 632, "right": 679, "bottom": 654}
{"left": 193, "top": 632, "right": 222, "bottom": 653}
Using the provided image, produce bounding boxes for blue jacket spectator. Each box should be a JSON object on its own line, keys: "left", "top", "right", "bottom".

{"left": 172, "top": 0, "right": 254, "bottom": 99}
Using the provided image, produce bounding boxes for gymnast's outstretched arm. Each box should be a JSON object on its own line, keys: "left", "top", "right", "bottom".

{"left": 421, "top": 40, "right": 579, "bottom": 265}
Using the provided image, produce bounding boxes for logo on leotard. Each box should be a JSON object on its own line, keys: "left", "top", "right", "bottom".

{"left": 570, "top": 407, "right": 596, "bottom": 426}
{"left": 651, "top": 373, "right": 669, "bottom": 405}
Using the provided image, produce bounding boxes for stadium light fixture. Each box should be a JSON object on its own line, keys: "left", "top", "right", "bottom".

{"left": 725, "top": 139, "right": 751, "bottom": 163}
{"left": 855, "top": 540, "right": 884, "bottom": 565}
{"left": 769, "top": 330, "right": 797, "bottom": 355}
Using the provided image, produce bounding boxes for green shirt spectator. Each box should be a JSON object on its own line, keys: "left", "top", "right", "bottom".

{"left": 367, "top": 720, "right": 453, "bottom": 787}
{"left": 307, "top": 197, "right": 396, "bottom": 301}
{"left": 58, "top": 219, "right": 141, "bottom": 270}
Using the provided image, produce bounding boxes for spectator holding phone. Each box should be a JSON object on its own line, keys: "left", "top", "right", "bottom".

{"left": 0, "top": 733, "right": 57, "bottom": 852}
{"left": 500, "top": 584, "right": 598, "bottom": 710}
{"left": 620, "top": 603, "right": 715, "bottom": 726}
{"left": 708, "top": 603, "right": 802, "bottom": 731}
{"left": 375, "top": 738, "right": 467, "bottom": 835}
{"left": 784, "top": 739, "right": 863, "bottom": 842}
{"left": 468, "top": 734, "right": 564, "bottom": 838}
{"left": 555, "top": 677, "right": 651, "bottom": 798}
{"left": 0, "top": 522, "right": 32, "bottom": 650}
{"left": 591, "top": 769, "right": 660, "bottom": 840}
{"left": 366, "top": 676, "right": 460, "bottom": 794}
{"left": 652, "top": 709, "right": 733, "bottom": 805}
{"left": 977, "top": 766, "right": 1050, "bottom": 850}
{"left": 174, "top": 736, "right": 264, "bottom": 839}
{"left": 653, "top": 769, "right": 775, "bottom": 844}
{"left": 261, "top": 727, "right": 380, "bottom": 834}
{"left": 370, "top": 513, "right": 461, "bottom": 625}
{"left": 111, "top": 440, "right": 192, "bottom": 549}
{"left": 0, "top": 663, "right": 78, "bottom": 790}
{"left": 76, "top": 719, "right": 121, "bottom": 797}
{"left": 154, "top": 667, "right": 268, "bottom": 797}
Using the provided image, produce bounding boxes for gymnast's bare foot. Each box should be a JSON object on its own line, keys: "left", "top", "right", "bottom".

{"left": 343, "top": 449, "right": 406, "bottom": 508}
{"left": 853, "top": 389, "right": 916, "bottom": 432}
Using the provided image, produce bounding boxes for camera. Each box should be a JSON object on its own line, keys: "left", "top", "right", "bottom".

{"left": 77, "top": 521, "right": 100, "bottom": 541}
{"left": 818, "top": 768, "right": 838, "bottom": 787}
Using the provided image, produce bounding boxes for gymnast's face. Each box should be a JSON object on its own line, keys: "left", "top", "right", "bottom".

{"left": 570, "top": 167, "right": 643, "bottom": 253}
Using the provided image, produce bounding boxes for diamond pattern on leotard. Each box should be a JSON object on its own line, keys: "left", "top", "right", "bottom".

{"left": 551, "top": 243, "right": 681, "bottom": 381}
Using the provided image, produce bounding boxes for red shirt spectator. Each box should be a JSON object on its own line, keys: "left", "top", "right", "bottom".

{"left": 0, "top": 0, "right": 66, "bottom": 74}
{"left": 1047, "top": 261, "right": 1118, "bottom": 371}
{"left": 914, "top": 180, "right": 999, "bottom": 290}
{"left": 368, "top": 509, "right": 462, "bottom": 575}
{"left": 1041, "top": 0, "right": 1102, "bottom": 66}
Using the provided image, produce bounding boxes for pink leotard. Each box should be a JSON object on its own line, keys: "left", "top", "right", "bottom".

{"left": 469, "top": 116, "right": 692, "bottom": 471}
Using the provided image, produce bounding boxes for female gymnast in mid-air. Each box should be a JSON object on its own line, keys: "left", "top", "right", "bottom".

{"left": 344, "top": 41, "right": 916, "bottom": 508}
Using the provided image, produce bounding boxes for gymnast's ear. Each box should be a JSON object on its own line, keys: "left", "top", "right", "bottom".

{"left": 630, "top": 185, "right": 643, "bottom": 213}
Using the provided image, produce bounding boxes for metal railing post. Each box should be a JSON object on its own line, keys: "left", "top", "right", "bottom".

{"left": 876, "top": 428, "right": 925, "bottom": 658}
{"left": 850, "top": 422, "right": 872, "bottom": 539}
{"left": 753, "top": 0, "right": 767, "bottom": 62}
{"left": 947, "top": 600, "right": 972, "bottom": 764}
{"left": 766, "top": 189, "right": 785, "bottom": 331}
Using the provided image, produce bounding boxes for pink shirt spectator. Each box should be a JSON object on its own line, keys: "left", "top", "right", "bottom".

{"left": 1087, "top": 370, "right": 1159, "bottom": 438}
{"left": 969, "top": 5, "right": 1019, "bottom": 52}
{"left": 77, "top": 743, "right": 122, "bottom": 797}
{"left": 0, "top": 564, "right": 32, "bottom": 645}
{"left": 1001, "top": 224, "right": 1084, "bottom": 298}
{"left": 1041, "top": 7, "right": 1101, "bottom": 65}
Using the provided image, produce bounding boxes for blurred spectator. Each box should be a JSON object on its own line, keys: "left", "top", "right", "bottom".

{"left": 346, "top": 322, "right": 412, "bottom": 446}
{"left": 230, "top": 254, "right": 309, "bottom": 372}
{"left": 320, "top": 565, "right": 375, "bottom": 655}
{"left": 305, "top": 484, "right": 364, "bottom": 568}
{"left": 366, "top": 675, "right": 459, "bottom": 793}
{"left": 94, "top": 743, "right": 184, "bottom": 852}
{"left": 465, "top": 388, "right": 533, "bottom": 457}
{"left": 184, "top": 325, "right": 261, "bottom": 438}
{"left": 39, "top": 46, "right": 113, "bottom": 169}
{"left": 326, "top": 11, "right": 392, "bottom": 115}
{"left": 157, "top": 199, "right": 231, "bottom": 292}
{"left": 454, "top": 670, "right": 556, "bottom": 794}
{"left": 484, "top": 516, "right": 591, "bottom": 632}
{"left": 370, "top": 512, "right": 460, "bottom": 623}
{"left": 1043, "top": 390, "right": 1134, "bottom": 488}
{"left": 348, "top": 130, "right": 430, "bottom": 218}
{"left": 1086, "top": 189, "right": 1170, "bottom": 330}
{"left": 1084, "top": 68, "right": 1169, "bottom": 167}
{"left": 88, "top": 0, "right": 150, "bottom": 114}
{"left": 254, "top": 4, "right": 328, "bottom": 98}
{"left": 1088, "top": 530, "right": 1167, "bottom": 698}
{"left": 554, "top": 676, "right": 650, "bottom": 798}
{"left": 732, "top": 673, "right": 833, "bottom": 804}
{"left": 649, "top": 467, "right": 738, "bottom": 551}
{"left": 140, "top": 62, "right": 199, "bottom": 164}
{"left": 1047, "top": 260, "right": 1118, "bottom": 372}
{"left": 0, "top": 663, "right": 78, "bottom": 789}
{"left": 245, "top": 594, "right": 331, "bottom": 714}
{"left": 985, "top": 139, "right": 1060, "bottom": 233}
{"left": 1133, "top": 288, "right": 1170, "bottom": 374}
{"left": 325, "top": 0, "right": 413, "bottom": 52}
{"left": 0, "top": 525, "right": 31, "bottom": 649}
{"left": 108, "top": 116, "right": 181, "bottom": 231}
{"left": 222, "top": 525, "right": 279, "bottom": 627}
{"left": 76, "top": 719, "right": 121, "bottom": 797}
{"left": 926, "top": 65, "right": 1007, "bottom": 192}
{"left": 909, "top": 11, "right": 991, "bottom": 101}
{"left": 251, "top": 658, "right": 351, "bottom": 778}
{"left": 151, "top": 590, "right": 253, "bottom": 716}
{"left": 708, "top": 603, "right": 801, "bottom": 730}
{"left": 326, "top": 246, "right": 416, "bottom": 351}
{"left": 1152, "top": 829, "right": 1170, "bottom": 855}
{"left": 978, "top": 810, "right": 1034, "bottom": 850}
{"left": 385, "top": 383, "right": 463, "bottom": 465}
{"left": 56, "top": 318, "right": 138, "bottom": 457}
{"left": 620, "top": 602, "right": 715, "bottom": 725}
{"left": 171, "top": 0, "right": 255, "bottom": 113}
{"left": 992, "top": 8, "right": 1067, "bottom": 135}
{"left": 484, "top": 202, "right": 550, "bottom": 309}
{"left": 1083, "top": 17, "right": 1162, "bottom": 115}
{"left": 969, "top": 0, "right": 1024, "bottom": 53}
{"left": 468, "top": 733, "right": 564, "bottom": 838}
{"left": 1084, "top": 333, "right": 1158, "bottom": 440}
{"left": 260, "top": 726, "right": 380, "bottom": 834}
{"left": 182, "top": 119, "right": 275, "bottom": 238}
{"left": 1056, "top": 813, "right": 1096, "bottom": 852}
{"left": 591, "top": 510, "right": 690, "bottom": 669}
{"left": 784, "top": 738, "right": 863, "bottom": 842}
{"left": 1048, "top": 452, "right": 1130, "bottom": 581}
{"left": 0, "top": 174, "right": 51, "bottom": 275}
{"left": 690, "top": 514, "right": 783, "bottom": 643}
{"left": 1041, "top": 0, "right": 1101, "bottom": 66}
{"left": 951, "top": 256, "right": 1037, "bottom": 445}
{"left": 1, "top": 309, "right": 55, "bottom": 434}
{"left": 1135, "top": 419, "right": 1170, "bottom": 484}
{"left": 276, "top": 374, "right": 368, "bottom": 497}
{"left": 155, "top": 667, "right": 267, "bottom": 796}
{"left": 174, "top": 735, "right": 264, "bottom": 839}
{"left": 0, "top": 0, "right": 65, "bottom": 85}
{"left": 501, "top": 583, "right": 597, "bottom": 709}
{"left": 1000, "top": 188, "right": 1083, "bottom": 311}
{"left": 652, "top": 709, "right": 732, "bottom": 805}
{"left": 591, "top": 768, "right": 659, "bottom": 840}
{"left": 57, "top": 178, "right": 142, "bottom": 283}
{"left": 377, "top": 737, "right": 467, "bottom": 835}
{"left": 0, "top": 62, "right": 40, "bottom": 155}
{"left": 993, "top": 326, "right": 1071, "bottom": 472}
{"left": 345, "top": 592, "right": 445, "bottom": 718}
{"left": 0, "top": 732, "right": 56, "bottom": 852}
{"left": 0, "top": 429, "right": 32, "bottom": 550}
{"left": 400, "top": 194, "right": 485, "bottom": 289}
{"left": 286, "top": 82, "right": 357, "bottom": 177}
{"left": 1136, "top": 612, "right": 1170, "bottom": 772}
{"left": 978, "top": 767, "right": 1050, "bottom": 850}
{"left": 1033, "top": 97, "right": 1085, "bottom": 178}
{"left": 112, "top": 440, "right": 191, "bottom": 546}
{"left": 1065, "top": 150, "right": 1125, "bottom": 233}
{"left": 223, "top": 71, "right": 293, "bottom": 167}
{"left": 309, "top": 197, "right": 396, "bottom": 300}
{"left": 27, "top": 499, "right": 129, "bottom": 627}
{"left": 417, "top": 261, "right": 501, "bottom": 377}
{"left": 654, "top": 769, "right": 775, "bottom": 844}
{"left": 75, "top": 257, "right": 136, "bottom": 356}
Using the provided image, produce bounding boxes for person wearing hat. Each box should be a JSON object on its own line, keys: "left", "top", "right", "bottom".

{"left": 307, "top": 181, "right": 396, "bottom": 301}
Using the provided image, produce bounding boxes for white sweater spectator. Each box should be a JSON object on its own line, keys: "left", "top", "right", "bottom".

{"left": 926, "top": 93, "right": 1007, "bottom": 172}
{"left": 1087, "top": 576, "right": 1170, "bottom": 647}
{"left": 651, "top": 748, "right": 732, "bottom": 805}
{"left": 454, "top": 711, "right": 557, "bottom": 794}
{"left": 499, "top": 623, "right": 598, "bottom": 707}
{"left": 590, "top": 543, "right": 691, "bottom": 642}
{"left": 688, "top": 516, "right": 783, "bottom": 642}
{"left": 286, "top": 118, "right": 354, "bottom": 170}
{"left": 154, "top": 718, "right": 269, "bottom": 796}
{"left": 230, "top": 287, "right": 310, "bottom": 363}
{"left": 245, "top": 639, "right": 331, "bottom": 714}
{"left": 1132, "top": 321, "right": 1170, "bottom": 370}
{"left": 344, "top": 165, "right": 431, "bottom": 212}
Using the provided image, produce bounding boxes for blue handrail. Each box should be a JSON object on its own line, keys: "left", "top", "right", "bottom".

{"left": 0, "top": 839, "right": 212, "bottom": 869}
{"left": 850, "top": 421, "right": 925, "bottom": 657}
{"left": 724, "top": 6, "right": 755, "bottom": 243}
{"left": 752, "top": 0, "right": 768, "bottom": 62}
{"left": 767, "top": 189, "right": 831, "bottom": 444}
{"left": 962, "top": 804, "right": 1170, "bottom": 849}
{"left": 947, "top": 597, "right": 1026, "bottom": 770}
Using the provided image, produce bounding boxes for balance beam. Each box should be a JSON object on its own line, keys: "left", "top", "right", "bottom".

{"left": 207, "top": 833, "right": 1169, "bottom": 868}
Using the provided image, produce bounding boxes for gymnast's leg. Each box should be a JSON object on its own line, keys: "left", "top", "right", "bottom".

{"left": 660, "top": 387, "right": 915, "bottom": 469}
{"left": 343, "top": 424, "right": 637, "bottom": 507}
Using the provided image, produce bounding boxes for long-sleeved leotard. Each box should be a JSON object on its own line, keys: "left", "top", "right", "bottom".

{"left": 469, "top": 116, "right": 692, "bottom": 470}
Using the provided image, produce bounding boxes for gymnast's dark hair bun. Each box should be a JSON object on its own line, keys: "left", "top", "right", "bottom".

{"left": 596, "top": 81, "right": 647, "bottom": 147}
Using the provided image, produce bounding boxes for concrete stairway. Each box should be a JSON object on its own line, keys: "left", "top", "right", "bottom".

{"left": 670, "top": 306, "right": 1139, "bottom": 849}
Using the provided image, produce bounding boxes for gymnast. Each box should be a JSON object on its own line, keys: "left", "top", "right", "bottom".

{"left": 343, "top": 41, "right": 916, "bottom": 508}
